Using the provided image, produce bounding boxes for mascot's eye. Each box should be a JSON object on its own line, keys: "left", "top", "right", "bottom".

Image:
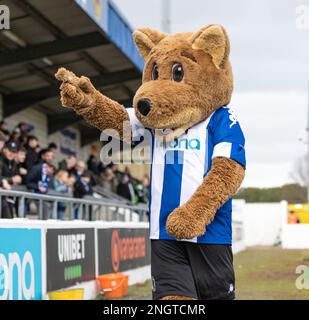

{"left": 151, "top": 64, "right": 159, "bottom": 80}
{"left": 172, "top": 63, "right": 184, "bottom": 82}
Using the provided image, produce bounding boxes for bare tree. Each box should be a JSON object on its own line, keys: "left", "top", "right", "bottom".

{"left": 291, "top": 154, "right": 309, "bottom": 186}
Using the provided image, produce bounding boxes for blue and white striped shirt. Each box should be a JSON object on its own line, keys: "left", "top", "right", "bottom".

{"left": 127, "top": 106, "right": 246, "bottom": 244}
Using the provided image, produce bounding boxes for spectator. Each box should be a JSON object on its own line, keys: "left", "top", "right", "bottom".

{"left": 54, "top": 170, "right": 70, "bottom": 220}
{"left": 117, "top": 173, "right": 135, "bottom": 202}
{"left": 0, "top": 120, "right": 10, "bottom": 136}
{"left": 0, "top": 141, "right": 22, "bottom": 218}
{"left": 0, "top": 141, "right": 21, "bottom": 187}
{"left": 73, "top": 170, "right": 93, "bottom": 219}
{"left": 73, "top": 159, "right": 96, "bottom": 187}
{"left": 48, "top": 142, "right": 58, "bottom": 154}
{"left": 67, "top": 173, "right": 77, "bottom": 188}
{"left": 99, "top": 167, "right": 115, "bottom": 192}
{"left": 0, "top": 131, "right": 7, "bottom": 153}
{"left": 26, "top": 161, "right": 55, "bottom": 219}
{"left": 108, "top": 162, "right": 122, "bottom": 182}
{"left": 17, "top": 122, "right": 30, "bottom": 137}
{"left": 8, "top": 128, "right": 21, "bottom": 147}
{"left": 25, "top": 135, "right": 39, "bottom": 170}
{"left": 58, "top": 155, "right": 76, "bottom": 176}
{"left": 26, "top": 161, "right": 55, "bottom": 194}
{"left": 134, "top": 174, "right": 150, "bottom": 204}
{"left": 87, "top": 155, "right": 99, "bottom": 175}
{"left": 74, "top": 160, "right": 86, "bottom": 178}
{"left": 38, "top": 148, "right": 54, "bottom": 164}
{"left": 16, "top": 147, "right": 27, "bottom": 185}
{"left": 287, "top": 210, "right": 300, "bottom": 224}
{"left": 73, "top": 170, "right": 93, "bottom": 199}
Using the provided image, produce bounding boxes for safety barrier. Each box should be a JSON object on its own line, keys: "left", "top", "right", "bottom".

{"left": 0, "top": 219, "right": 150, "bottom": 300}
{"left": 0, "top": 197, "right": 245, "bottom": 300}
{"left": 0, "top": 189, "right": 148, "bottom": 222}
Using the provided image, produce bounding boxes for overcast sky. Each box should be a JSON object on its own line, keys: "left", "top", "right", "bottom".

{"left": 114, "top": 0, "right": 309, "bottom": 187}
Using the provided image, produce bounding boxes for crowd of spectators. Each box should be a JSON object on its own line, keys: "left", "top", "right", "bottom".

{"left": 0, "top": 120, "right": 150, "bottom": 219}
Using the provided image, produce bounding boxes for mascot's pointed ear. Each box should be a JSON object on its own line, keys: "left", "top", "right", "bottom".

{"left": 133, "top": 28, "right": 167, "bottom": 60}
{"left": 190, "top": 25, "right": 230, "bottom": 69}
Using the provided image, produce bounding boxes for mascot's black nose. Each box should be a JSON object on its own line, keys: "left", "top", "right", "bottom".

{"left": 137, "top": 99, "right": 151, "bottom": 116}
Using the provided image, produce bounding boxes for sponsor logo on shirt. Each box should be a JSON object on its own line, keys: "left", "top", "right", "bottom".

{"left": 223, "top": 107, "right": 238, "bottom": 128}
{"left": 158, "top": 137, "right": 201, "bottom": 151}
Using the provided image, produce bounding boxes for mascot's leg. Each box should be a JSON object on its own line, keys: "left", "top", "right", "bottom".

{"left": 151, "top": 240, "right": 198, "bottom": 301}
{"left": 160, "top": 296, "right": 195, "bottom": 300}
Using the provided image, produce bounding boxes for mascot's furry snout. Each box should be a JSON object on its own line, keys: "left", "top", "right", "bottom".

{"left": 133, "top": 79, "right": 204, "bottom": 131}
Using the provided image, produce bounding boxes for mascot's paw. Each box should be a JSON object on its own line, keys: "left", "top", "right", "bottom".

{"left": 166, "top": 205, "right": 206, "bottom": 240}
{"left": 55, "top": 67, "right": 96, "bottom": 110}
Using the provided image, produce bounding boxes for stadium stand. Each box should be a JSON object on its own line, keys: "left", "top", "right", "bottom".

{"left": 0, "top": 0, "right": 149, "bottom": 220}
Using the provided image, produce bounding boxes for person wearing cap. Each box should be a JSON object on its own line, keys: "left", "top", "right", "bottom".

{"left": 0, "top": 141, "right": 22, "bottom": 219}
{"left": 25, "top": 135, "right": 39, "bottom": 170}
{"left": 0, "top": 141, "right": 22, "bottom": 187}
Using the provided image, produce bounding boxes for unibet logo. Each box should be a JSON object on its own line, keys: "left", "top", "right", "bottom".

{"left": 0, "top": 251, "right": 35, "bottom": 300}
{"left": 159, "top": 138, "right": 200, "bottom": 151}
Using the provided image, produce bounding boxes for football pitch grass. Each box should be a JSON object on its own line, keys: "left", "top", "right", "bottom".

{"left": 99, "top": 246, "right": 309, "bottom": 300}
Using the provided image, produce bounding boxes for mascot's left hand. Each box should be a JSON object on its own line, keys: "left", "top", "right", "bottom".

{"left": 166, "top": 203, "right": 210, "bottom": 240}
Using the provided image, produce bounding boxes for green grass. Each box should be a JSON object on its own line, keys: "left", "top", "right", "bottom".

{"left": 97, "top": 247, "right": 309, "bottom": 300}
{"left": 235, "top": 246, "right": 309, "bottom": 300}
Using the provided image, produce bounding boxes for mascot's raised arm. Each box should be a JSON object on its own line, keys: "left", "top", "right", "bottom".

{"left": 56, "top": 24, "right": 246, "bottom": 300}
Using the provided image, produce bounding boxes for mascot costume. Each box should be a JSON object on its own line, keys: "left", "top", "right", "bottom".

{"left": 55, "top": 24, "right": 246, "bottom": 300}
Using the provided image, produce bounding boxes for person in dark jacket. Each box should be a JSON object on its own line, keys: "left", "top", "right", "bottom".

{"left": 0, "top": 120, "right": 10, "bottom": 136}
{"left": 73, "top": 170, "right": 93, "bottom": 220}
{"left": 38, "top": 148, "right": 54, "bottom": 165}
{"left": 26, "top": 161, "right": 54, "bottom": 194}
{"left": 26, "top": 161, "right": 55, "bottom": 219}
{"left": 0, "top": 141, "right": 21, "bottom": 187}
{"left": 73, "top": 170, "right": 93, "bottom": 199}
{"left": 58, "top": 155, "right": 76, "bottom": 176}
{"left": 16, "top": 147, "right": 27, "bottom": 185}
{"left": 87, "top": 155, "right": 99, "bottom": 175}
{"left": 117, "top": 173, "right": 135, "bottom": 203}
{"left": 0, "top": 141, "right": 22, "bottom": 218}
{"left": 25, "top": 135, "right": 39, "bottom": 170}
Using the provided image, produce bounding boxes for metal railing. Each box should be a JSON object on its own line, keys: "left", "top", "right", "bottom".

{"left": 0, "top": 189, "right": 148, "bottom": 222}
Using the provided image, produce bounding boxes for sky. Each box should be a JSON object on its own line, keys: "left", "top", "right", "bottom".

{"left": 113, "top": 0, "right": 309, "bottom": 188}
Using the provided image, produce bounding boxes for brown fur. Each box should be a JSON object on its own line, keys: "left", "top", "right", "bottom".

{"left": 55, "top": 68, "right": 130, "bottom": 140}
{"left": 166, "top": 157, "right": 245, "bottom": 239}
{"left": 55, "top": 22, "right": 245, "bottom": 266}
{"left": 133, "top": 26, "right": 233, "bottom": 135}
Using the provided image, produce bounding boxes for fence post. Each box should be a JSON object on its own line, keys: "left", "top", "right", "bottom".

{"left": 39, "top": 199, "right": 43, "bottom": 220}
{"left": 70, "top": 202, "right": 74, "bottom": 220}
{"left": 52, "top": 201, "right": 57, "bottom": 219}
{"left": 18, "top": 195, "right": 25, "bottom": 217}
